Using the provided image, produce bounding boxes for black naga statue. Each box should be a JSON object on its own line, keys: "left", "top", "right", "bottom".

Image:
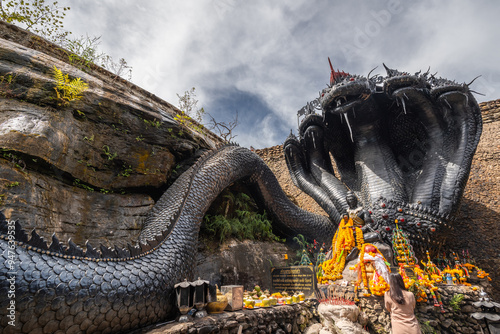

{"left": 0, "top": 61, "right": 481, "bottom": 333}
{"left": 284, "top": 59, "right": 482, "bottom": 248}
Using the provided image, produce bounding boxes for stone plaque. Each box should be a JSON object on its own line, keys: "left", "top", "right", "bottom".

{"left": 271, "top": 266, "right": 316, "bottom": 298}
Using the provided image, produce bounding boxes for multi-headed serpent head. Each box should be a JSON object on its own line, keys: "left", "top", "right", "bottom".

{"left": 284, "top": 60, "right": 482, "bottom": 251}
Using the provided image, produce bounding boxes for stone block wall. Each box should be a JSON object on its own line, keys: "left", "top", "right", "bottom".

{"left": 141, "top": 302, "right": 319, "bottom": 334}
{"left": 354, "top": 284, "right": 495, "bottom": 334}
{"left": 448, "top": 99, "right": 500, "bottom": 300}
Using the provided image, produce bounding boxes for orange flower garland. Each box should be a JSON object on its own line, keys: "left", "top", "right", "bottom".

{"left": 399, "top": 265, "right": 415, "bottom": 289}
{"left": 392, "top": 224, "right": 417, "bottom": 267}
{"left": 477, "top": 269, "right": 491, "bottom": 280}
{"left": 352, "top": 243, "right": 390, "bottom": 296}
{"left": 369, "top": 272, "right": 389, "bottom": 296}
{"left": 319, "top": 217, "right": 356, "bottom": 283}
{"left": 355, "top": 227, "right": 364, "bottom": 247}
{"left": 462, "top": 263, "right": 491, "bottom": 281}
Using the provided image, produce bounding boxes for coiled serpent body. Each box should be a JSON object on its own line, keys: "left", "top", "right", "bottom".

{"left": 0, "top": 145, "right": 334, "bottom": 334}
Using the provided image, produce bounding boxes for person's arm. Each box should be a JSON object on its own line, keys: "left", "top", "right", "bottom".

{"left": 384, "top": 292, "right": 392, "bottom": 312}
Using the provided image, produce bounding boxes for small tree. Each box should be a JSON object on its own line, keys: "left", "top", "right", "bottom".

{"left": 0, "top": 0, "right": 70, "bottom": 42}
{"left": 177, "top": 87, "right": 238, "bottom": 142}
{"left": 61, "top": 34, "right": 105, "bottom": 68}
{"left": 207, "top": 111, "right": 238, "bottom": 142}
{"left": 101, "top": 56, "right": 132, "bottom": 81}
{"left": 0, "top": 1, "right": 133, "bottom": 80}
{"left": 177, "top": 87, "right": 205, "bottom": 124}
{"left": 60, "top": 35, "right": 133, "bottom": 80}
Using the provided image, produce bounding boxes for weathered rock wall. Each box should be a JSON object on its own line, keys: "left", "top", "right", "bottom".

{"left": 193, "top": 239, "right": 296, "bottom": 292}
{"left": 0, "top": 22, "right": 224, "bottom": 247}
{"left": 255, "top": 100, "right": 500, "bottom": 300}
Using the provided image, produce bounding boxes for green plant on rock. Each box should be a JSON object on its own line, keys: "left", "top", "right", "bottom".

{"left": 119, "top": 165, "right": 133, "bottom": 177}
{"left": 203, "top": 211, "right": 281, "bottom": 244}
{"left": 6, "top": 181, "right": 20, "bottom": 187}
{"left": 61, "top": 35, "right": 133, "bottom": 79}
{"left": 1, "top": 149, "right": 26, "bottom": 172}
{"left": 203, "top": 192, "right": 283, "bottom": 244}
{"left": 1, "top": 1, "right": 133, "bottom": 80}
{"left": 73, "top": 179, "right": 94, "bottom": 192}
{"left": 167, "top": 128, "right": 177, "bottom": 139}
{"left": 63, "top": 34, "right": 105, "bottom": 69}
{"left": 101, "top": 55, "right": 132, "bottom": 81}
{"left": 101, "top": 145, "right": 117, "bottom": 160}
{"left": 171, "top": 164, "right": 181, "bottom": 175}
{"left": 450, "top": 293, "right": 465, "bottom": 312}
{"left": 143, "top": 118, "right": 161, "bottom": 128}
{"left": 0, "top": 72, "right": 19, "bottom": 98}
{"left": 175, "top": 88, "right": 207, "bottom": 135}
{"left": 174, "top": 111, "right": 205, "bottom": 135}
{"left": 177, "top": 87, "right": 205, "bottom": 123}
{"left": 0, "top": 72, "right": 17, "bottom": 85}
{"left": 75, "top": 110, "right": 86, "bottom": 118}
{"left": 176, "top": 87, "right": 238, "bottom": 140}
{"left": 0, "top": 0, "right": 70, "bottom": 42}
{"left": 52, "top": 66, "right": 88, "bottom": 104}
{"left": 420, "top": 321, "right": 437, "bottom": 334}
{"left": 173, "top": 111, "right": 191, "bottom": 125}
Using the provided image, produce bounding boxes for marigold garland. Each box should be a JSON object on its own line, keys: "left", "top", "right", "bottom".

{"left": 392, "top": 224, "right": 417, "bottom": 267}
{"left": 319, "top": 217, "right": 357, "bottom": 283}
{"left": 352, "top": 243, "right": 390, "bottom": 296}
{"left": 369, "top": 272, "right": 389, "bottom": 296}
{"left": 440, "top": 264, "right": 491, "bottom": 283}
{"left": 399, "top": 265, "right": 415, "bottom": 289}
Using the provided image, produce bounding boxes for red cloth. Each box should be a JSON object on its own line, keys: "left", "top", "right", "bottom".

{"left": 384, "top": 290, "right": 422, "bottom": 334}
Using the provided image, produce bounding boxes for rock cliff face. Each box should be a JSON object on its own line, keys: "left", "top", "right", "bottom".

{"left": 0, "top": 22, "right": 222, "bottom": 246}
{"left": 193, "top": 239, "right": 294, "bottom": 291}
{"left": 255, "top": 100, "right": 500, "bottom": 300}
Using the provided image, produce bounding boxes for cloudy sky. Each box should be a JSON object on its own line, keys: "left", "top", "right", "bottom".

{"left": 62, "top": 0, "right": 500, "bottom": 149}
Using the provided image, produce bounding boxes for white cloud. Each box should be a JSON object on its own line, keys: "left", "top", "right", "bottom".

{"left": 63, "top": 0, "right": 500, "bottom": 148}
